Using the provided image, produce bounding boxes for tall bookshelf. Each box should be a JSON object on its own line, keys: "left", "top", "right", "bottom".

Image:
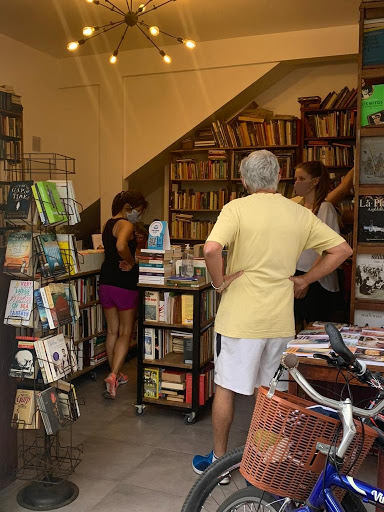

{"left": 169, "top": 115, "right": 301, "bottom": 243}
{"left": 351, "top": 1, "right": 384, "bottom": 327}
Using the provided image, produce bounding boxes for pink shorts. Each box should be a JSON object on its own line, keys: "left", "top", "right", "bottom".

{"left": 99, "top": 285, "right": 138, "bottom": 311}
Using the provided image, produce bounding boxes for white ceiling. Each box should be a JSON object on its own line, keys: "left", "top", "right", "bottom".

{"left": 0, "top": 0, "right": 360, "bottom": 58}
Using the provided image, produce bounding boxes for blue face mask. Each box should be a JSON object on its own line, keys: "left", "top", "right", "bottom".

{"left": 125, "top": 208, "right": 141, "bottom": 223}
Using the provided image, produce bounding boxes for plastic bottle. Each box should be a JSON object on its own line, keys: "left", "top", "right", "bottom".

{"left": 181, "top": 244, "right": 194, "bottom": 277}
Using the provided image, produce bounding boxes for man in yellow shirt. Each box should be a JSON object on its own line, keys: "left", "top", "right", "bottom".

{"left": 192, "top": 150, "right": 352, "bottom": 477}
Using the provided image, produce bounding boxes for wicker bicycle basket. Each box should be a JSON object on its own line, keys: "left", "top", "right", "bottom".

{"left": 240, "top": 387, "right": 377, "bottom": 501}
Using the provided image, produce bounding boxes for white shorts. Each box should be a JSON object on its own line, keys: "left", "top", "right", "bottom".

{"left": 214, "top": 333, "right": 292, "bottom": 395}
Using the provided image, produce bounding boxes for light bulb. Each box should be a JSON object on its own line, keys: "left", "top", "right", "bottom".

{"left": 109, "top": 53, "right": 118, "bottom": 64}
{"left": 67, "top": 41, "right": 79, "bottom": 51}
{"left": 183, "top": 39, "right": 196, "bottom": 49}
{"left": 83, "top": 26, "right": 95, "bottom": 36}
{"left": 163, "top": 54, "right": 172, "bottom": 64}
{"left": 138, "top": 3, "right": 146, "bottom": 12}
{"left": 149, "top": 26, "right": 159, "bottom": 36}
{"left": 85, "top": 0, "right": 94, "bottom": 3}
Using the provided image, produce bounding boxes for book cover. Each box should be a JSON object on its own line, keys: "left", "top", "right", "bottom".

{"left": 4, "top": 232, "right": 32, "bottom": 275}
{"left": 183, "top": 334, "right": 193, "bottom": 364}
{"left": 360, "top": 136, "right": 384, "bottom": 184}
{"left": 39, "top": 233, "right": 67, "bottom": 276}
{"left": 144, "top": 291, "right": 159, "bottom": 322}
{"left": 358, "top": 195, "right": 384, "bottom": 242}
{"left": 5, "top": 181, "right": 34, "bottom": 221}
{"left": 363, "top": 27, "right": 384, "bottom": 67}
{"left": 56, "top": 234, "right": 78, "bottom": 275}
{"left": 355, "top": 347, "right": 384, "bottom": 363}
{"left": 35, "top": 181, "right": 68, "bottom": 225}
{"left": 43, "top": 333, "right": 71, "bottom": 381}
{"left": 12, "top": 389, "right": 40, "bottom": 429}
{"left": 355, "top": 309, "right": 384, "bottom": 328}
{"left": 143, "top": 367, "right": 160, "bottom": 398}
{"left": 356, "top": 253, "right": 384, "bottom": 301}
{"left": 48, "top": 283, "right": 73, "bottom": 325}
{"left": 9, "top": 339, "right": 37, "bottom": 379}
{"left": 144, "top": 328, "right": 155, "bottom": 360}
{"left": 38, "top": 387, "right": 65, "bottom": 435}
{"left": 181, "top": 294, "right": 193, "bottom": 325}
{"left": 361, "top": 83, "right": 384, "bottom": 127}
{"left": 4, "top": 280, "right": 36, "bottom": 327}
{"left": 47, "top": 180, "right": 80, "bottom": 225}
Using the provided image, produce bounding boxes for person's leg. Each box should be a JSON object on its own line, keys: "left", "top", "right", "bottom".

{"left": 212, "top": 385, "right": 235, "bottom": 457}
{"left": 103, "top": 307, "right": 119, "bottom": 369}
{"left": 257, "top": 337, "right": 292, "bottom": 388}
{"left": 110, "top": 307, "right": 137, "bottom": 376}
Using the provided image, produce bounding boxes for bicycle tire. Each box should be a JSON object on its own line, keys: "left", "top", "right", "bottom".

{"left": 181, "top": 446, "right": 367, "bottom": 512}
{"left": 216, "top": 487, "right": 281, "bottom": 511}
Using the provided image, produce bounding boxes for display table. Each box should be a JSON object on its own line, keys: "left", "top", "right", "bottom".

{"left": 288, "top": 357, "right": 384, "bottom": 511}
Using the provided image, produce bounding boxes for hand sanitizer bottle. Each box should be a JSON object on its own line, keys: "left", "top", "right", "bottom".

{"left": 181, "top": 244, "right": 194, "bottom": 277}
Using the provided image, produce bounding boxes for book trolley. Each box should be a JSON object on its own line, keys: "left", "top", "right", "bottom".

{"left": 1, "top": 153, "right": 85, "bottom": 510}
{"left": 135, "top": 282, "right": 216, "bottom": 424}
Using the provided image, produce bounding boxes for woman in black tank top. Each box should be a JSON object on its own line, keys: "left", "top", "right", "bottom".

{"left": 99, "top": 190, "right": 148, "bottom": 399}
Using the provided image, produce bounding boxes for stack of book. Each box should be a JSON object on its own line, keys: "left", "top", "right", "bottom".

{"left": 194, "top": 128, "right": 216, "bottom": 148}
{"left": 160, "top": 371, "right": 186, "bottom": 403}
{"left": 138, "top": 248, "right": 181, "bottom": 285}
{"left": 34, "top": 282, "right": 79, "bottom": 330}
{"left": 318, "top": 87, "right": 358, "bottom": 110}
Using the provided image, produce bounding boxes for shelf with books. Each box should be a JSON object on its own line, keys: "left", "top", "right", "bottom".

{"left": 79, "top": 299, "right": 100, "bottom": 310}
{"left": 170, "top": 179, "right": 228, "bottom": 182}
{"left": 144, "top": 352, "right": 192, "bottom": 369}
{"left": 170, "top": 208, "right": 222, "bottom": 212}
{"left": 142, "top": 396, "right": 189, "bottom": 409}
{"left": 73, "top": 331, "right": 107, "bottom": 346}
{"left": 354, "top": 300, "right": 384, "bottom": 311}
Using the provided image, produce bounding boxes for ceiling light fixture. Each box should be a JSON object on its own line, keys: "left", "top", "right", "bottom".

{"left": 67, "top": 0, "right": 197, "bottom": 64}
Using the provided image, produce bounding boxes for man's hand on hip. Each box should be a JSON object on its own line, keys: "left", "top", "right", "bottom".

{"left": 290, "top": 274, "right": 310, "bottom": 299}
{"left": 215, "top": 271, "right": 244, "bottom": 294}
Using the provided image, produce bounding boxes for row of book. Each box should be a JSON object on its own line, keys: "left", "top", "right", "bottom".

{"left": 144, "top": 291, "right": 194, "bottom": 325}
{"left": 170, "top": 158, "right": 228, "bottom": 180}
{"left": 171, "top": 216, "right": 215, "bottom": 240}
{"left": 0, "top": 88, "right": 22, "bottom": 112}
{"left": 4, "top": 180, "right": 80, "bottom": 227}
{"left": 0, "top": 115, "right": 22, "bottom": 138}
{"left": 303, "top": 143, "right": 355, "bottom": 167}
{"left": 143, "top": 364, "right": 214, "bottom": 406}
{"left": 304, "top": 111, "right": 356, "bottom": 138}
{"left": 171, "top": 188, "right": 227, "bottom": 211}
{"left": 223, "top": 118, "right": 298, "bottom": 148}
{"left": 0, "top": 139, "right": 21, "bottom": 162}
{"left": 73, "top": 274, "right": 100, "bottom": 305}
{"left": 58, "top": 303, "right": 105, "bottom": 343}
{"left": 320, "top": 87, "right": 358, "bottom": 110}
{"left": 286, "top": 322, "right": 384, "bottom": 366}
{"left": 232, "top": 150, "right": 295, "bottom": 180}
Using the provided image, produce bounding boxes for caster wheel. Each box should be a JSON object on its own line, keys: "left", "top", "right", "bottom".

{"left": 184, "top": 412, "right": 196, "bottom": 425}
{"left": 135, "top": 405, "right": 145, "bottom": 416}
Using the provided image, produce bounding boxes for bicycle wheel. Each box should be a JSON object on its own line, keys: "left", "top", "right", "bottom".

{"left": 181, "top": 446, "right": 367, "bottom": 512}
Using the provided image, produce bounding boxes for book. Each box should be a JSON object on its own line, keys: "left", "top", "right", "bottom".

{"left": 36, "top": 233, "right": 67, "bottom": 277}
{"left": 144, "top": 291, "right": 160, "bottom": 321}
{"left": 143, "top": 367, "right": 160, "bottom": 398}
{"left": 355, "top": 347, "right": 384, "bottom": 363}
{"left": 4, "top": 280, "right": 37, "bottom": 328}
{"left": 355, "top": 309, "right": 384, "bottom": 328}
{"left": 144, "top": 328, "right": 155, "bottom": 360}
{"left": 5, "top": 181, "right": 36, "bottom": 224}
{"left": 358, "top": 195, "right": 384, "bottom": 243}
{"left": 160, "top": 380, "right": 186, "bottom": 391}
{"left": 288, "top": 338, "right": 330, "bottom": 349}
{"left": 161, "top": 370, "right": 186, "bottom": 383}
{"left": 65, "top": 337, "right": 78, "bottom": 373}
{"left": 47, "top": 180, "right": 80, "bottom": 225}
{"left": 361, "top": 83, "right": 384, "bottom": 127}
{"left": 360, "top": 136, "right": 384, "bottom": 184}
{"left": 181, "top": 294, "right": 193, "bottom": 326}
{"left": 9, "top": 338, "right": 38, "bottom": 379}
{"left": 91, "top": 233, "right": 103, "bottom": 250}
{"left": 363, "top": 25, "right": 384, "bottom": 67}
{"left": 47, "top": 283, "right": 73, "bottom": 325}
{"left": 56, "top": 379, "right": 80, "bottom": 421}
{"left": 42, "top": 333, "right": 71, "bottom": 381}
{"left": 183, "top": 334, "right": 193, "bottom": 364}
{"left": 56, "top": 234, "right": 79, "bottom": 275}
{"left": 4, "top": 232, "right": 34, "bottom": 276}
{"left": 39, "top": 286, "right": 59, "bottom": 329}
{"left": 355, "top": 253, "right": 384, "bottom": 301}
{"left": 35, "top": 181, "right": 68, "bottom": 225}
{"left": 37, "top": 387, "right": 65, "bottom": 435}
{"left": 12, "top": 389, "right": 40, "bottom": 429}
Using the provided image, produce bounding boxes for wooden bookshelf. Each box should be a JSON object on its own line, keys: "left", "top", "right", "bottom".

{"left": 350, "top": 1, "right": 384, "bottom": 325}
{"left": 74, "top": 330, "right": 107, "bottom": 346}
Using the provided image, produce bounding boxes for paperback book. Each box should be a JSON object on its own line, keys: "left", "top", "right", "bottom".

{"left": 356, "top": 253, "right": 384, "bottom": 301}
{"left": 37, "top": 386, "right": 65, "bottom": 435}
{"left": 4, "top": 280, "right": 38, "bottom": 328}
{"left": 143, "top": 367, "right": 160, "bottom": 399}
{"left": 42, "top": 333, "right": 71, "bottom": 381}
{"left": 3, "top": 231, "right": 34, "bottom": 277}
{"left": 47, "top": 180, "right": 80, "bottom": 225}
{"left": 361, "top": 82, "right": 384, "bottom": 127}
{"left": 35, "top": 233, "right": 67, "bottom": 277}
{"left": 9, "top": 337, "right": 38, "bottom": 379}
{"left": 33, "top": 181, "right": 68, "bottom": 225}
{"left": 12, "top": 389, "right": 40, "bottom": 429}
{"left": 358, "top": 195, "right": 384, "bottom": 243}
{"left": 360, "top": 137, "right": 384, "bottom": 184}
{"left": 5, "top": 181, "right": 36, "bottom": 224}
{"left": 355, "top": 309, "right": 384, "bottom": 329}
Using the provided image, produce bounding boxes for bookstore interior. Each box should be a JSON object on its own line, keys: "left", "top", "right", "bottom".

{"left": 2, "top": 1, "right": 384, "bottom": 511}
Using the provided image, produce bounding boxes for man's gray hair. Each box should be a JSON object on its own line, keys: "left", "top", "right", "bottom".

{"left": 240, "top": 150, "right": 280, "bottom": 193}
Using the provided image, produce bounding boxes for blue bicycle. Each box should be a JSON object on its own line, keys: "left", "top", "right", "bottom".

{"left": 182, "top": 324, "right": 384, "bottom": 512}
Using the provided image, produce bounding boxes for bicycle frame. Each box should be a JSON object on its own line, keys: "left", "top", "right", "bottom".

{"left": 292, "top": 462, "right": 384, "bottom": 511}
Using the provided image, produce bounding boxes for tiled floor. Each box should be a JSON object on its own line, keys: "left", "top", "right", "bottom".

{"left": 0, "top": 359, "right": 378, "bottom": 512}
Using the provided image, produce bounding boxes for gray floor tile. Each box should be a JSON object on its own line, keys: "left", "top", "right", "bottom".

{"left": 75, "top": 437, "right": 154, "bottom": 480}
{"left": 158, "top": 425, "right": 214, "bottom": 455}
{"left": 120, "top": 448, "right": 198, "bottom": 498}
{"left": 92, "top": 484, "right": 185, "bottom": 512}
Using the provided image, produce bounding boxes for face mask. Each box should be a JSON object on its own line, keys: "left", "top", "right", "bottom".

{"left": 125, "top": 209, "right": 141, "bottom": 223}
{"left": 294, "top": 179, "right": 315, "bottom": 197}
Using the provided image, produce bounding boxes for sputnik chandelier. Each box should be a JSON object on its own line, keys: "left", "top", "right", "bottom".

{"left": 66, "top": 0, "right": 196, "bottom": 64}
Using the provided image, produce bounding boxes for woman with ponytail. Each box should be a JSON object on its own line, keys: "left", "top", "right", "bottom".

{"left": 99, "top": 190, "right": 148, "bottom": 399}
{"left": 292, "top": 161, "right": 341, "bottom": 325}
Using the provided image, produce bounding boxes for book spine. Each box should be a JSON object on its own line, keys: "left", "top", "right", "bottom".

{"left": 31, "top": 184, "right": 46, "bottom": 224}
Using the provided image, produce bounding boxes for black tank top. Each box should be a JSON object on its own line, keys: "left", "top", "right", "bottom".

{"left": 99, "top": 218, "right": 138, "bottom": 290}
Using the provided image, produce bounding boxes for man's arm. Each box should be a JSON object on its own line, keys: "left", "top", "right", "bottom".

{"left": 204, "top": 241, "right": 243, "bottom": 293}
{"left": 290, "top": 241, "right": 352, "bottom": 298}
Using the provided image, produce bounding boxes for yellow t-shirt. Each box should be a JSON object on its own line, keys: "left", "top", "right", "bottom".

{"left": 206, "top": 193, "right": 345, "bottom": 339}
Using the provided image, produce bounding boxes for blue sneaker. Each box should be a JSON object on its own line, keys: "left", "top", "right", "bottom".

{"left": 192, "top": 451, "right": 230, "bottom": 484}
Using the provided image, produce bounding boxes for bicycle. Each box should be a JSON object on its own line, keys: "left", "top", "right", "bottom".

{"left": 182, "top": 323, "right": 384, "bottom": 512}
